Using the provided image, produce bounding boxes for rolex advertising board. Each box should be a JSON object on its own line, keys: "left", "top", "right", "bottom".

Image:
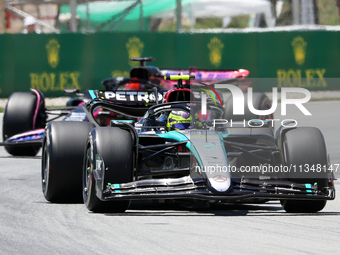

{"left": 0, "top": 31, "right": 339, "bottom": 97}
{"left": 254, "top": 31, "right": 340, "bottom": 92}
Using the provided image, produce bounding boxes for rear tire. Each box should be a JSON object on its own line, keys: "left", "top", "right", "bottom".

{"left": 224, "top": 92, "right": 273, "bottom": 121}
{"left": 281, "top": 127, "right": 328, "bottom": 213}
{"left": 83, "top": 127, "right": 133, "bottom": 213}
{"left": 42, "top": 121, "right": 94, "bottom": 202}
{"left": 3, "top": 92, "right": 46, "bottom": 156}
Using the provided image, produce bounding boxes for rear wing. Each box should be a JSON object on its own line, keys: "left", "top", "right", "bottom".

{"left": 159, "top": 68, "right": 251, "bottom": 92}
{"left": 159, "top": 68, "right": 249, "bottom": 81}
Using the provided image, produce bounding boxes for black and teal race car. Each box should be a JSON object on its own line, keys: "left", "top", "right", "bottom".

{"left": 41, "top": 75, "right": 335, "bottom": 213}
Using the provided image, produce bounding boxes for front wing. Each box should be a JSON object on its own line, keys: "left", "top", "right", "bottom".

{"left": 0, "top": 129, "right": 44, "bottom": 147}
{"left": 95, "top": 176, "right": 335, "bottom": 202}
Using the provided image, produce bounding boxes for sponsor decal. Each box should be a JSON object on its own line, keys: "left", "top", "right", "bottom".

{"left": 277, "top": 68, "right": 327, "bottom": 88}
{"left": 277, "top": 36, "right": 327, "bottom": 88}
{"left": 30, "top": 38, "right": 80, "bottom": 92}
{"left": 64, "top": 112, "right": 87, "bottom": 121}
{"left": 213, "top": 175, "right": 228, "bottom": 182}
{"left": 30, "top": 72, "right": 80, "bottom": 92}
{"left": 46, "top": 38, "right": 60, "bottom": 69}
{"left": 95, "top": 155, "right": 103, "bottom": 172}
{"left": 99, "top": 90, "right": 166, "bottom": 102}
{"left": 208, "top": 37, "right": 224, "bottom": 67}
{"left": 202, "top": 143, "right": 216, "bottom": 150}
{"left": 292, "top": 36, "right": 307, "bottom": 66}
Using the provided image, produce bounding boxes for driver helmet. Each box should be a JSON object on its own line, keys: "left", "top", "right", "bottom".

{"left": 166, "top": 111, "right": 191, "bottom": 130}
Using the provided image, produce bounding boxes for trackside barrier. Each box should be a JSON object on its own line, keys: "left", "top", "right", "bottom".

{"left": 0, "top": 31, "right": 339, "bottom": 97}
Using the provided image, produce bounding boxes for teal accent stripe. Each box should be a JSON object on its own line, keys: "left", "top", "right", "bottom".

{"left": 89, "top": 90, "right": 96, "bottom": 99}
{"left": 189, "top": 144, "right": 203, "bottom": 167}
{"left": 116, "top": 120, "right": 134, "bottom": 123}
{"left": 111, "top": 120, "right": 134, "bottom": 124}
{"left": 186, "top": 141, "right": 191, "bottom": 150}
{"left": 113, "top": 183, "right": 121, "bottom": 193}
{"left": 156, "top": 131, "right": 202, "bottom": 166}
{"left": 305, "top": 183, "right": 312, "bottom": 195}
{"left": 156, "top": 131, "right": 189, "bottom": 142}
{"left": 218, "top": 132, "right": 229, "bottom": 166}
{"left": 221, "top": 133, "right": 229, "bottom": 139}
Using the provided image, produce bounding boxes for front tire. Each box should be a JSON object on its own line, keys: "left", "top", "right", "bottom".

{"left": 281, "top": 127, "right": 328, "bottom": 213}
{"left": 42, "top": 121, "right": 94, "bottom": 202}
{"left": 83, "top": 127, "right": 133, "bottom": 213}
{"left": 3, "top": 92, "right": 46, "bottom": 156}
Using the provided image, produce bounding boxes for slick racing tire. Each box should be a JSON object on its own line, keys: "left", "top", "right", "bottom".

{"left": 281, "top": 127, "right": 328, "bottom": 213}
{"left": 3, "top": 92, "right": 46, "bottom": 156}
{"left": 42, "top": 121, "right": 95, "bottom": 202}
{"left": 83, "top": 127, "right": 133, "bottom": 213}
{"left": 224, "top": 92, "right": 273, "bottom": 121}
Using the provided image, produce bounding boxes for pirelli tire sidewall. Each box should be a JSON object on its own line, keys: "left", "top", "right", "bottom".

{"left": 42, "top": 121, "right": 94, "bottom": 202}
{"left": 3, "top": 92, "right": 44, "bottom": 156}
{"left": 83, "top": 127, "right": 133, "bottom": 213}
{"left": 280, "top": 127, "right": 328, "bottom": 213}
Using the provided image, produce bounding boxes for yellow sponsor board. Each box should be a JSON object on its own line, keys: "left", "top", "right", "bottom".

{"left": 207, "top": 37, "right": 224, "bottom": 67}
{"left": 30, "top": 39, "right": 81, "bottom": 92}
{"left": 277, "top": 36, "right": 327, "bottom": 88}
{"left": 277, "top": 69, "right": 327, "bottom": 88}
{"left": 30, "top": 72, "right": 81, "bottom": 92}
{"left": 46, "top": 39, "right": 60, "bottom": 69}
{"left": 126, "top": 37, "right": 144, "bottom": 67}
{"left": 291, "top": 36, "right": 307, "bottom": 66}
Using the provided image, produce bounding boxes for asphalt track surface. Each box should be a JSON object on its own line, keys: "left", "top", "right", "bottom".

{"left": 0, "top": 101, "right": 340, "bottom": 255}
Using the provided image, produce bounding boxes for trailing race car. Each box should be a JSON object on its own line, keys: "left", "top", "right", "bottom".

{"left": 1, "top": 56, "right": 271, "bottom": 156}
{"left": 0, "top": 57, "right": 165, "bottom": 156}
{"left": 41, "top": 75, "right": 335, "bottom": 213}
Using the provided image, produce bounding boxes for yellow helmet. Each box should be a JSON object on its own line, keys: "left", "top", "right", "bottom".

{"left": 167, "top": 111, "right": 191, "bottom": 130}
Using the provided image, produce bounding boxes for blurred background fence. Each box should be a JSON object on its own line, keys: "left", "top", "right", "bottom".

{"left": 0, "top": 30, "right": 339, "bottom": 97}
{"left": 1, "top": 0, "right": 340, "bottom": 33}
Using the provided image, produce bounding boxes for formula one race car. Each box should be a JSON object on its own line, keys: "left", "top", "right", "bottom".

{"left": 41, "top": 75, "right": 335, "bottom": 213}
{"left": 1, "top": 57, "right": 271, "bottom": 157}
{"left": 0, "top": 57, "right": 166, "bottom": 156}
